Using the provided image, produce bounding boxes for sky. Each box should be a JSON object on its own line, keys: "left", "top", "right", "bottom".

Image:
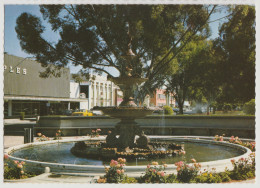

{"left": 4, "top": 5, "right": 228, "bottom": 75}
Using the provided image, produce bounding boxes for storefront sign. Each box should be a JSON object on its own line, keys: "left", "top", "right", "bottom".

{"left": 4, "top": 65, "right": 27, "bottom": 75}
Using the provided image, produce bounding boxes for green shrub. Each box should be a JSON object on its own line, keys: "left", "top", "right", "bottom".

{"left": 195, "top": 171, "right": 222, "bottom": 183}
{"left": 165, "top": 174, "right": 177, "bottom": 183}
{"left": 4, "top": 154, "right": 35, "bottom": 180}
{"left": 230, "top": 154, "right": 255, "bottom": 180}
{"left": 20, "top": 112, "right": 25, "bottom": 120}
{"left": 139, "top": 162, "right": 168, "bottom": 183}
{"left": 121, "top": 176, "right": 137, "bottom": 183}
{"left": 223, "top": 103, "right": 232, "bottom": 113}
{"left": 219, "top": 171, "right": 232, "bottom": 182}
{"left": 175, "top": 160, "right": 201, "bottom": 183}
{"left": 243, "top": 99, "right": 255, "bottom": 115}
{"left": 163, "top": 106, "right": 173, "bottom": 115}
{"left": 97, "top": 158, "right": 126, "bottom": 183}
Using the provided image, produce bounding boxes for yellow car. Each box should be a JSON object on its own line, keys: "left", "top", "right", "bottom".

{"left": 72, "top": 109, "right": 93, "bottom": 116}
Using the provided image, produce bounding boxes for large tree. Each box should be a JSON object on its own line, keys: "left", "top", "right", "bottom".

{"left": 16, "top": 5, "right": 216, "bottom": 78}
{"left": 165, "top": 37, "right": 211, "bottom": 114}
{"left": 215, "top": 5, "right": 255, "bottom": 104}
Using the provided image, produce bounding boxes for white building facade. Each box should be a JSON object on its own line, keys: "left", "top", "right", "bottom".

{"left": 70, "top": 74, "right": 117, "bottom": 110}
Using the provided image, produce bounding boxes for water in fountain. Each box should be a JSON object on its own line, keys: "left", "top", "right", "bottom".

{"left": 159, "top": 109, "right": 166, "bottom": 135}
{"left": 11, "top": 140, "right": 245, "bottom": 166}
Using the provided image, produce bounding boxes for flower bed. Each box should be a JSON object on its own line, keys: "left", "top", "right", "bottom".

{"left": 4, "top": 154, "right": 39, "bottom": 180}
{"left": 95, "top": 135, "right": 255, "bottom": 184}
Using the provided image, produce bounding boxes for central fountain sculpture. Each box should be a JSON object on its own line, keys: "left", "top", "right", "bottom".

{"left": 94, "top": 23, "right": 154, "bottom": 150}
{"left": 71, "top": 23, "right": 184, "bottom": 160}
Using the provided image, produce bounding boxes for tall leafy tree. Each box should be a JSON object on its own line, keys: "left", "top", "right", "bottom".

{"left": 165, "top": 37, "right": 210, "bottom": 114}
{"left": 215, "top": 5, "right": 255, "bottom": 104}
{"left": 15, "top": 5, "right": 217, "bottom": 104}
{"left": 16, "top": 5, "right": 215, "bottom": 77}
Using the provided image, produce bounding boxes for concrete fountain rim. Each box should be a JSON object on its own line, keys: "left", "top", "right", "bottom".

{"left": 5, "top": 136, "right": 252, "bottom": 174}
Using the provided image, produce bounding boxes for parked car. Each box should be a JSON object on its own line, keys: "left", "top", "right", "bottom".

{"left": 172, "top": 108, "right": 179, "bottom": 113}
{"left": 71, "top": 109, "right": 93, "bottom": 116}
{"left": 61, "top": 109, "right": 73, "bottom": 116}
{"left": 92, "top": 110, "right": 103, "bottom": 116}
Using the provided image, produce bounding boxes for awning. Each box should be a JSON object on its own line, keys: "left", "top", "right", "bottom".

{"left": 4, "top": 95, "right": 88, "bottom": 102}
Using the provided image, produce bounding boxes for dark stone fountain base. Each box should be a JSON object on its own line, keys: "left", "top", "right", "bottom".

{"left": 70, "top": 140, "right": 184, "bottom": 161}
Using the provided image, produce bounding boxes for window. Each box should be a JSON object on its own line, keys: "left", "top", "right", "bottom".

{"left": 158, "top": 94, "right": 166, "bottom": 99}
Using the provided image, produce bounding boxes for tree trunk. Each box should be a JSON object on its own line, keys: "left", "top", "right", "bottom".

{"left": 179, "top": 103, "right": 184, "bottom": 114}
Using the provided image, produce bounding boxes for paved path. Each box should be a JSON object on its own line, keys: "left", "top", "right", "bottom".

{"left": 4, "top": 118, "right": 36, "bottom": 125}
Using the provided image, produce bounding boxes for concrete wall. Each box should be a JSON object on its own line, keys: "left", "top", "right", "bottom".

{"left": 36, "top": 116, "right": 255, "bottom": 138}
{"left": 4, "top": 54, "right": 70, "bottom": 98}
{"left": 70, "top": 82, "right": 80, "bottom": 98}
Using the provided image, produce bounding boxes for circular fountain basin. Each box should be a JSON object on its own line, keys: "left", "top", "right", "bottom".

{"left": 5, "top": 136, "right": 252, "bottom": 175}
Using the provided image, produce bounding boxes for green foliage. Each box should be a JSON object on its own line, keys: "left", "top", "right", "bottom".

{"left": 139, "top": 163, "right": 168, "bottom": 183}
{"left": 243, "top": 99, "right": 255, "bottom": 115}
{"left": 175, "top": 160, "right": 201, "bottom": 183}
{"left": 4, "top": 155, "right": 35, "bottom": 180}
{"left": 15, "top": 5, "right": 213, "bottom": 79}
{"left": 163, "top": 106, "right": 173, "bottom": 115}
{"left": 223, "top": 103, "right": 232, "bottom": 113}
{"left": 218, "top": 171, "right": 232, "bottom": 182}
{"left": 98, "top": 158, "right": 126, "bottom": 183}
{"left": 216, "top": 5, "right": 255, "bottom": 103}
{"left": 121, "top": 176, "right": 138, "bottom": 183}
{"left": 230, "top": 154, "right": 255, "bottom": 180}
{"left": 195, "top": 171, "right": 222, "bottom": 183}
{"left": 20, "top": 112, "right": 25, "bottom": 120}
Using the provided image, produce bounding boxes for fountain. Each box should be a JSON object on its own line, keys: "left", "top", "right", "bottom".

{"left": 70, "top": 25, "right": 184, "bottom": 159}
{"left": 4, "top": 23, "right": 254, "bottom": 176}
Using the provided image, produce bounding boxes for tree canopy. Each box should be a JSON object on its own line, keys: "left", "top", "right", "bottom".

{"left": 15, "top": 4, "right": 215, "bottom": 80}
{"left": 214, "top": 5, "right": 255, "bottom": 104}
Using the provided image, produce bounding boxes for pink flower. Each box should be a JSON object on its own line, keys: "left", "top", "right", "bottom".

{"left": 163, "top": 164, "right": 167, "bottom": 168}
{"left": 108, "top": 131, "right": 112, "bottom": 134}
{"left": 191, "top": 158, "right": 196, "bottom": 163}
{"left": 175, "top": 161, "right": 184, "bottom": 167}
{"left": 37, "top": 133, "right": 42, "bottom": 137}
{"left": 240, "top": 157, "right": 245, "bottom": 161}
{"left": 14, "top": 160, "right": 19, "bottom": 164}
{"left": 157, "top": 171, "right": 161, "bottom": 175}
{"left": 121, "top": 169, "right": 124, "bottom": 173}
{"left": 92, "top": 130, "right": 95, "bottom": 133}
{"left": 116, "top": 169, "right": 121, "bottom": 174}
{"left": 160, "top": 171, "right": 165, "bottom": 177}
{"left": 20, "top": 170, "right": 24, "bottom": 174}
{"left": 17, "top": 164, "right": 23, "bottom": 169}
{"left": 97, "top": 129, "right": 101, "bottom": 132}
{"left": 147, "top": 165, "right": 151, "bottom": 169}
{"left": 4, "top": 154, "right": 9, "bottom": 159}
{"left": 20, "top": 161, "right": 25, "bottom": 165}
{"left": 153, "top": 169, "right": 156, "bottom": 173}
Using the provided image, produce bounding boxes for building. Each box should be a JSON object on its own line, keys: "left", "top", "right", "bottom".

{"left": 70, "top": 74, "right": 118, "bottom": 110}
{"left": 4, "top": 54, "right": 87, "bottom": 117}
{"left": 149, "top": 89, "right": 175, "bottom": 107}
